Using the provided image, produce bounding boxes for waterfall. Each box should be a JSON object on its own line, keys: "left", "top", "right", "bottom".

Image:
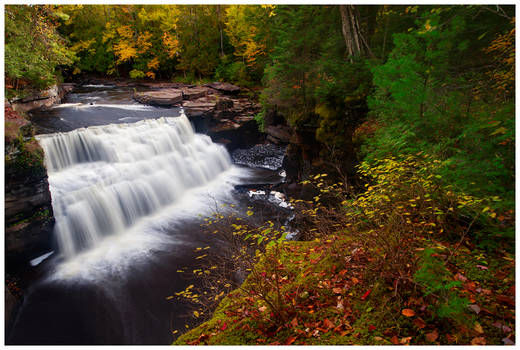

{"left": 38, "top": 114, "right": 232, "bottom": 259}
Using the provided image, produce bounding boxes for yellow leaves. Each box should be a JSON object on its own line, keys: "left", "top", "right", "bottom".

{"left": 137, "top": 31, "right": 153, "bottom": 54}
{"left": 163, "top": 32, "right": 180, "bottom": 58}
{"left": 246, "top": 210, "right": 254, "bottom": 216}
{"left": 193, "top": 311, "right": 200, "bottom": 318}
{"left": 117, "top": 25, "right": 134, "bottom": 39}
{"left": 113, "top": 41, "right": 137, "bottom": 63}
{"left": 146, "top": 57, "right": 159, "bottom": 70}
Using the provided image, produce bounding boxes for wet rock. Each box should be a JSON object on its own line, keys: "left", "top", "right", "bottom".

{"left": 232, "top": 144, "right": 287, "bottom": 170}
{"left": 133, "top": 89, "right": 184, "bottom": 106}
{"left": 5, "top": 105, "right": 54, "bottom": 267}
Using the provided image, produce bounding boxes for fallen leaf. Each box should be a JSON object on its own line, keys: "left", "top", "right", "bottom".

{"left": 468, "top": 304, "right": 481, "bottom": 314}
{"left": 220, "top": 322, "right": 228, "bottom": 331}
{"left": 361, "top": 289, "right": 372, "bottom": 300}
{"left": 368, "top": 324, "right": 376, "bottom": 332}
{"left": 373, "top": 336, "right": 383, "bottom": 341}
{"left": 402, "top": 308, "right": 416, "bottom": 317}
{"left": 400, "top": 336, "right": 412, "bottom": 345}
{"left": 502, "top": 337, "right": 515, "bottom": 345}
{"left": 351, "top": 277, "right": 360, "bottom": 284}
{"left": 258, "top": 306, "right": 267, "bottom": 312}
{"left": 290, "top": 317, "right": 298, "bottom": 328}
{"left": 285, "top": 336, "right": 297, "bottom": 345}
{"left": 481, "top": 288, "right": 492, "bottom": 295}
{"left": 496, "top": 295, "right": 515, "bottom": 306}
{"left": 455, "top": 272, "right": 468, "bottom": 282}
{"left": 476, "top": 265, "right": 489, "bottom": 270}
{"left": 323, "top": 318, "right": 335, "bottom": 329}
{"left": 390, "top": 335, "right": 400, "bottom": 345}
{"left": 471, "top": 337, "right": 486, "bottom": 345}
{"left": 333, "top": 287, "right": 343, "bottom": 294}
{"left": 492, "top": 322, "right": 512, "bottom": 333}
{"left": 426, "top": 330, "right": 438, "bottom": 342}
{"left": 413, "top": 318, "right": 427, "bottom": 329}
{"left": 337, "top": 301, "right": 345, "bottom": 311}
{"left": 474, "top": 322, "right": 484, "bottom": 334}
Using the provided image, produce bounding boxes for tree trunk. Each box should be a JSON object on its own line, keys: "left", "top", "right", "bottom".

{"left": 217, "top": 5, "right": 224, "bottom": 56}
{"left": 339, "top": 5, "right": 372, "bottom": 60}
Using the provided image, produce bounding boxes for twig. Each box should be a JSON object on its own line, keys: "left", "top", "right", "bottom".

{"left": 444, "top": 212, "right": 480, "bottom": 265}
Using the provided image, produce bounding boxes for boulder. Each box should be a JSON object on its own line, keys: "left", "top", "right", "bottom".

{"left": 182, "top": 87, "right": 208, "bottom": 100}
{"left": 181, "top": 96, "right": 217, "bottom": 116}
{"left": 205, "top": 82, "right": 240, "bottom": 94}
{"left": 264, "top": 125, "right": 293, "bottom": 143}
{"left": 11, "top": 83, "right": 75, "bottom": 113}
{"left": 133, "top": 89, "right": 184, "bottom": 106}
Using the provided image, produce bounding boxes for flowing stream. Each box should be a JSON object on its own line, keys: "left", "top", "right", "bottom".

{"left": 7, "top": 85, "right": 283, "bottom": 344}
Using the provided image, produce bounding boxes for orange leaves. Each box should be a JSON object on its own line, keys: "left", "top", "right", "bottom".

{"left": 401, "top": 308, "right": 416, "bottom": 317}
{"left": 361, "top": 289, "right": 372, "bottom": 300}
{"left": 285, "top": 336, "right": 297, "bottom": 345}
{"left": 163, "top": 32, "right": 180, "bottom": 58}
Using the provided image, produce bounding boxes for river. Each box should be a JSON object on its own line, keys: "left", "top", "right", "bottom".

{"left": 6, "top": 84, "right": 285, "bottom": 344}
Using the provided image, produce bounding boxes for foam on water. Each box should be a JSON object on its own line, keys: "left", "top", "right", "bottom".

{"left": 38, "top": 113, "right": 248, "bottom": 276}
{"left": 52, "top": 103, "right": 155, "bottom": 111}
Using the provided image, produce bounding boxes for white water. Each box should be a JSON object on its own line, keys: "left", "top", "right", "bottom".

{"left": 38, "top": 113, "right": 238, "bottom": 261}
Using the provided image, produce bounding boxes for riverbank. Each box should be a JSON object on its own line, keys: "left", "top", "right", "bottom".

{"left": 174, "top": 156, "right": 515, "bottom": 345}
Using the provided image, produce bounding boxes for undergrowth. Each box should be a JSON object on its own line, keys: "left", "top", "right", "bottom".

{"left": 172, "top": 154, "right": 514, "bottom": 345}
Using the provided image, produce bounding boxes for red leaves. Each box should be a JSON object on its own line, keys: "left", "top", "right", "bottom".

{"left": 496, "top": 294, "right": 515, "bottom": 307}
{"left": 361, "top": 289, "right": 372, "bottom": 300}
{"left": 323, "top": 318, "right": 335, "bottom": 329}
{"left": 220, "top": 322, "right": 228, "bottom": 331}
{"left": 413, "top": 318, "right": 426, "bottom": 329}
{"left": 390, "top": 336, "right": 400, "bottom": 345}
{"left": 368, "top": 324, "right": 376, "bottom": 332}
{"left": 290, "top": 317, "right": 298, "bottom": 328}
{"left": 285, "top": 336, "right": 297, "bottom": 345}
{"left": 425, "top": 330, "right": 438, "bottom": 342}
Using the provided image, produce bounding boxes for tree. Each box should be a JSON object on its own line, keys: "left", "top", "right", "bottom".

{"left": 5, "top": 5, "right": 74, "bottom": 90}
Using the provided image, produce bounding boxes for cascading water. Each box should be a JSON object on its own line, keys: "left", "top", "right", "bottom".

{"left": 38, "top": 113, "right": 232, "bottom": 259}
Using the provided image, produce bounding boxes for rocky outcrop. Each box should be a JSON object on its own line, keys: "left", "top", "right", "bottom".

{"left": 204, "top": 82, "right": 240, "bottom": 94}
{"left": 264, "top": 125, "right": 293, "bottom": 144}
{"left": 10, "top": 83, "right": 75, "bottom": 113}
{"left": 133, "top": 83, "right": 264, "bottom": 151}
{"left": 5, "top": 104, "right": 54, "bottom": 267}
{"left": 133, "top": 89, "right": 184, "bottom": 106}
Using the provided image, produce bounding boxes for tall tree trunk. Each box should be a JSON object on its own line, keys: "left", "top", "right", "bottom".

{"left": 216, "top": 5, "right": 224, "bottom": 56}
{"left": 339, "top": 5, "right": 372, "bottom": 60}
